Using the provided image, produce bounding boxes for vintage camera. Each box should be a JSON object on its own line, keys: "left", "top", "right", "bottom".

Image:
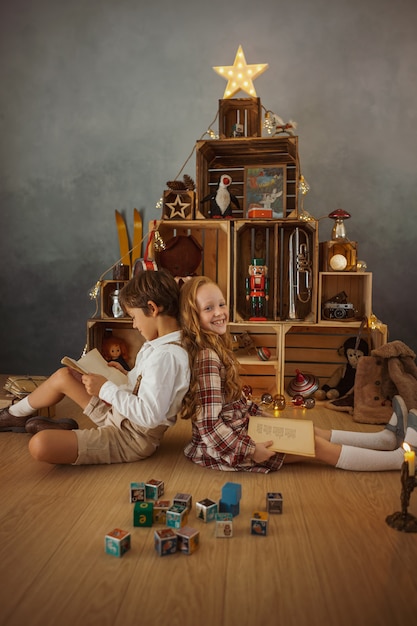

{"left": 322, "top": 290, "right": 356, "bottom": 320}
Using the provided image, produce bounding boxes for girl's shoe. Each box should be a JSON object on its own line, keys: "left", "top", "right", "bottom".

{"left": 385, "top": 395, "right": 408, "bottom": 445}
{"left": 404, "top": 409, "right": 417, "bottom": 452}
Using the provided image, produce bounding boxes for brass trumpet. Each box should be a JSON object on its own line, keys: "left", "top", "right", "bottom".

{"left": 288, "top": 227, "right": 312, "bottom": 320}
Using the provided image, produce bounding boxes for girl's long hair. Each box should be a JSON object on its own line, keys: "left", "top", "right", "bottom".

{"left": 178, "top": 276, "right": 242, "bottom": 421}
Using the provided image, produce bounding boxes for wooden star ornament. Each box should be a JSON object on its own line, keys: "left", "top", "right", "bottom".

{"left": 213, "top": 45, "right": 269, "bottom": 99}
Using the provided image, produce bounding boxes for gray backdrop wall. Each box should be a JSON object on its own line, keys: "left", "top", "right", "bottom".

{"left": 1, "top": 0, "right": 416, "bottom": 375}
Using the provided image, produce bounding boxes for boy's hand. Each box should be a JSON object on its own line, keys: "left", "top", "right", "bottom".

{"left": 81, "top": 373, "right": 107, "bottom": 397}
{"left": 252, "top": 440, "right": 275, "bottom": 463}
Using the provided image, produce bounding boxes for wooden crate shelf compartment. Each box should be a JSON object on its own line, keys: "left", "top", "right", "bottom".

{"left": 282, "top": 322, "right": 387, "bottom": 393}
{"left": 99, "top": 280, "right": 129, "bottom": 318}
{"left": 86, "top": 319, "right": 143, "bottom": 370}
{"left": 233, "top": 220, "right": 318, "bottom": 323}
{"left": 238, "top": 361, "right": 280, "bottom": 397}
{"left": 218, "top": 97, "right": 262, "bottom": 138}
{"left": 150, "top": 220, "right": 231, "bottom": 308}
{"left": 228, "top": 321, "right": 282, "bottom": 396}
{"left": 318, "top": 272, "right": 372, "bottom": 323}
{"left": 196, "top": 137, "right": 299, "bottom": 219}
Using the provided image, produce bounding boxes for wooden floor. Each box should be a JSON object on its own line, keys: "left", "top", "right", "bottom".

{"left": 1, "top": 381, "right": 417, "bottom": 626}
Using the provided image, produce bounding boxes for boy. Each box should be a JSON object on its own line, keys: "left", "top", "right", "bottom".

{"left": 0, "top": 269, "right": 190, "bottom": 465}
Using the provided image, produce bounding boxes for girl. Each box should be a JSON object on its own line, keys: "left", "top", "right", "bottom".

{"left": 178, "top": 276, "right": 417, "bottom": 472}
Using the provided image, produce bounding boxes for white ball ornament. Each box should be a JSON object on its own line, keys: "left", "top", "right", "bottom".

{"left": 329, "top": 254, "right": 347, "bottom": 271}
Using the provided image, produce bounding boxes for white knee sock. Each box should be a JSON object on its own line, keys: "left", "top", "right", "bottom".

{"left": 336, "top": 445, "right": 404, "bottom": 471}
{"left": 8, "top": 397, "right": 36, "bottom": 417}
{"left": 330, "top": 428, "right": 396, "bottom": 450}
{"left": 330, "top": 409, "right": 401, "bottom": 450}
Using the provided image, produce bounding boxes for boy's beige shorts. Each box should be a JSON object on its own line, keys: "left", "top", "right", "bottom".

{"left": 73, "top": 396, "right": 168, "bottom": 465}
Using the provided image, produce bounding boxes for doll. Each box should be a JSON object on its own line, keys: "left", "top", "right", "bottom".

{"left": 314, "top": 337, "right": 369, "bottom": 401}
{"left": 101, "top": 336, "right": 131, "bottom": 371}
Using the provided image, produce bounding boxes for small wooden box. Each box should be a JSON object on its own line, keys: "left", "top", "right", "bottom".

{"left": 218, "top": 97, "right": 262, "bottom": 138}
{"left": 162, "top": 190, "right": 195, "bottom": 220}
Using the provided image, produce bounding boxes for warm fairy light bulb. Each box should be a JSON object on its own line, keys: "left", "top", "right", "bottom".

{"left": 88, "top": 281, "right": 101, "bottom": 300}
{"left": 298, "top": 175, "right": 310, "bottom": 195}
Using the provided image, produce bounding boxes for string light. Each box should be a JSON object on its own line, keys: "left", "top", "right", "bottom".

{"left": 263, "top": 109, "right": 297, "bottom": 136}
{"left": 298, "top": 175, "right": 310, "bottom": 196}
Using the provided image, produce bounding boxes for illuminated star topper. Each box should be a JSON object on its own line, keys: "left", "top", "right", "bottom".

{"left": 213, "top": 45, "right": 269, "bottom": 99}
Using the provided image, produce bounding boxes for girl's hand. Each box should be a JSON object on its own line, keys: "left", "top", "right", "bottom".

{"left": 81, "top": 373, "right": 108, "bottom": 397}
{"left": 252, "top": 440, "right": 275, "bottom": 463}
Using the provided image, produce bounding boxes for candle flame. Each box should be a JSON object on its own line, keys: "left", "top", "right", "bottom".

{"left": 403, "top": 442, "right": 411, "bottom": 453}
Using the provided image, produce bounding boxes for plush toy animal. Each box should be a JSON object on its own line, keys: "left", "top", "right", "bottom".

{"left": 201, "top": 174, "right": 240, "bottom": 218}
{"left": 314, "top": 337, "right": 369, "bottom": 401}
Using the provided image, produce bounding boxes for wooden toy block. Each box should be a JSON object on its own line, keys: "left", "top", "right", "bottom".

{"left": 129, "top": 481, "right": 146, "bottom": 503}
{"left": 154, "top": 528, "right": 178, "bottom": 556}
{"left": 176, "top": 526, "right": 200, "bottom": 555}
{"left": 173, "top": 492, "right": 192, "bottom": 512}
{"left": 251, "top": 511, "right": 269, "bottom": 536}
{"left": 267, "top": 492, "right": 283, "bottom": 514}
{"left": 166, "top": 504, "right": 188, "bottom": 529}
{"left": 145, "top": 479, "right": 164, "bottom": 500}
{"left": 215, "top": 513, "right": 233, "bottom": 538}
{"left": 133, "top": 501, "right": 154, "bottom": 527}
{"left": 219, "top": 500, "right": 240, "bottom": 517}
{"left": 153, "top": 500, "right": 171, "bottom": 524}
{"left": 196, "top": 498, "right": 218, "bottom": 522}
{"left": 221, "top": 482, "right": 242, "bottom": 505}
{"left": 105, "top": 528, "right": 131, "bottom": 557}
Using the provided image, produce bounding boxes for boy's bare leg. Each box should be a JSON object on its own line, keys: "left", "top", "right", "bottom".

{"left": 25, "top": 367, "right": 91, "bottom": 411}
{"left": 29, "top": 429, "right": 79, "bottom": 464}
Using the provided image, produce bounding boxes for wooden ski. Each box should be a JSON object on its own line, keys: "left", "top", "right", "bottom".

{"left": 133, "top": 208, "right": 142, "bottom": 262}
{"left": 115, "top": 210, "right": 131, "bottom": 272}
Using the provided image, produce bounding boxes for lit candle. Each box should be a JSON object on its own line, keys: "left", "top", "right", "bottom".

{"left": 403, "top": 443, "right": 415, "bottom": 475}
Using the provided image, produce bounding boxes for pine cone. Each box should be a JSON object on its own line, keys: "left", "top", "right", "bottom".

{"left": 166, "top": 180, "right": 186, "bottom": 191}
{"left": 166, "top": 174, "right": 195, "bottom": 192}
{"left": 183, "top": 174, "right": 195, "bottom": 191}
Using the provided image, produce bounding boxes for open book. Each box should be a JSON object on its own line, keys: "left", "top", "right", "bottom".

{"left": 248, "top": 414, "right": 315, "bottom": 457}
{"left": 61, "top": 348, "right": 128, "bottom": 386}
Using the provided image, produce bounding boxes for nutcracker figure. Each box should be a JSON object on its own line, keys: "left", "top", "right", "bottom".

{"left": 246, "top": 258, "right": 269, "bottom": 320}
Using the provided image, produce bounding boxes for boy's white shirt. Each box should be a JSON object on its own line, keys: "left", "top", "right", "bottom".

{"left": 98, "top": 330, "right": 190, "bottom": 429}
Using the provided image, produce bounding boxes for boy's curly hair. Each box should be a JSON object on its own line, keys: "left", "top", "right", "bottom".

{"left": 178, "top": 275, "right": 242, "bottom": 421}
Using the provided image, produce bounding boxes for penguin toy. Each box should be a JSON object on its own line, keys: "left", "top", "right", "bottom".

{"left": 201, "top": 174, "right": 240, "bottom": 218}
